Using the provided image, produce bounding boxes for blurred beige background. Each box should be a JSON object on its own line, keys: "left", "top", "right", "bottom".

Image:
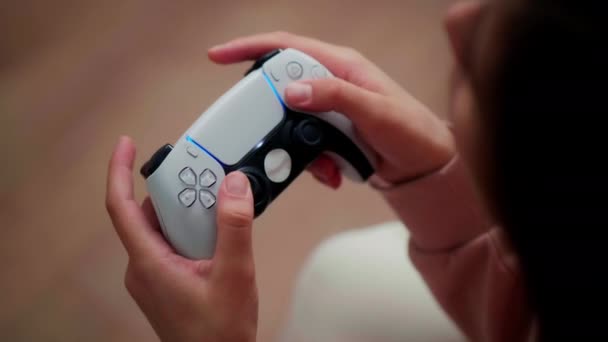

{"left": 0, "top": 0, "right": 454, "bottom": 341}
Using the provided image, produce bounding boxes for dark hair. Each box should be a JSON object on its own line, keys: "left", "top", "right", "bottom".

{"left": 479, "top": 1, "right": 606, "bottom": 340}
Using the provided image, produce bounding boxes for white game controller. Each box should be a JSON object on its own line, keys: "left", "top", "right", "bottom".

{"left": 141, "top": 49, "right": 376, "bottom": 259}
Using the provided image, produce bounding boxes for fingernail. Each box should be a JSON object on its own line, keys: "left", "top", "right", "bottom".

{"left": 226, "top": 172, "right": 249, "bottom": 197}
{"left": 325, "top": 165, "right": 341, "bottom": 189}
{"left": 286, "top": 83, "right": 312, "bottom": 105}
{"left": 116, "top": 135, "right": 129, "bottom": 147}
{"left": 209, "top": 43, "right": 228, "bottom": 52}
{"left": 314, "top": 172, "right": 330, "bottom": 183}
{"left": 329, "top": 175, "right": 342, "bottom": 189}
{"left": 313, "top": 173, "right": 340, "bottom": 190}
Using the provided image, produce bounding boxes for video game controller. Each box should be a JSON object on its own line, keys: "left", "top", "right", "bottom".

{"left": 140, "top": 48, "right": 376, "bottom": 259}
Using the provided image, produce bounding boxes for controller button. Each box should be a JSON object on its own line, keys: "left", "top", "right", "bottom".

{"left": 179, "top": 167, "right": 197, "bottom": 186}
{"left": 140, "top": 144, "right": 173, "bottom": 179}
{"left": 199, "top": 190, "right": 216, "bottom": 209}
{"left": 244, "top": 49, "right": 282, "bottom": 76}
{"left": 294, "top": 120, "right": 323, "bottom": 146}
{"left": 270, "top": 65, "right": 281, "bottom": 81}
{"left": 242, "top": 170, "right": 270, "bottom": 217}
{"left": 178, "top": 188, "right": 197, "bottom": 207}
{"left": 311, "top": 65, "right": 328, "bottom": 79}
{"left": 286, "top": 62, "right": 304, "bottom": 80}
{"left": 186, "top": 145, "right": 199, "bottom": 158}
{"left": 246, "top": 174, "right": 262, "bottom": 198}
{"left": 264, "top": 148, "right": 292, "bottom": 183}
{"left": 199, "top": 169, "right": 217, "bottom": 188}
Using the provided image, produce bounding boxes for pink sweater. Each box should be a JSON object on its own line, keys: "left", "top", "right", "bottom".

{"left": 370, "top": 155, "right": 535, "bottom": 342}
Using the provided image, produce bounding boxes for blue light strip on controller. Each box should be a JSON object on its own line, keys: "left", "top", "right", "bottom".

{"left": 186, "top": 135, "right": 225, "bottom": 167}
{"left": 262, "top": 72, "right": 286, "bottom": 108}
{"left": 186, "top": 71, "right": 285, "bottom": 167}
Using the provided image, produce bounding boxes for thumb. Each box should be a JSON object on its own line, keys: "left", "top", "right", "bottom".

{"left": 213, "top": 171, "right": 255, "bottom": 280}
{"left": 284, "top": 78, "right": 390, "bottom": 136}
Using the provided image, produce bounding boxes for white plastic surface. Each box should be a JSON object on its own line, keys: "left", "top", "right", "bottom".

{"left": 146, "top": 140, "right": 225, "bottom": 259}
{"left": 183, "top": 69, "right": 285, "bottom": 166}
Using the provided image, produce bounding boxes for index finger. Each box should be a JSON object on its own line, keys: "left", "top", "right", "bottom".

{"left": 105, "top": 136, "right": 172, "bottom": 259}
{"left": 207, "top": 31, "right": 397, "bottom": 95}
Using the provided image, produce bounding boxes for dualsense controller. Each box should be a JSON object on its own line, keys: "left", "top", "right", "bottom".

{"left": 140, "top": 49, "right": 376, "bottom": 259}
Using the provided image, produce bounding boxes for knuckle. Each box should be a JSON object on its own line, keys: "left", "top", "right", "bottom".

{"left": 326, "top": 80, "right": 345, "bottom": 101}
{"left": 372, "top": 97, "right": 399, "bottom": 130}
{"left": 241, "top": 267, "right": 255, "bottom": 285}
{"left": 389, "top": 98, "right": 407, "bottom": 118}
{"left": 220, "top": 209, "right": 252, "bottom": 229}
{"left": 378, "top": 96, "right": 397, "bottom": 115}
{"left": 123, "top": 267, "right": 139, "bottom": 297}
{"left": 273, "top": 30, "right": 292, "bottom": 41}
{"left": 214, "top": 262, "right": 256, "bottom": 293}
{"left": 105, "top": 195, "right": 119, "bottom": 216}
{"left": 240, "top": 263, "right": 256, "bottom": 284}
{"left": 340, "top": 47, "right": 364, "bottom": 64}
{"left": 128, "top": 258, "right": 159, "bottom": 283}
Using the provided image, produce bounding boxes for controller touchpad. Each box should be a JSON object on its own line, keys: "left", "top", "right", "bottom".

{"left": 187, "top": 72, "right": 285, "bottom": 166}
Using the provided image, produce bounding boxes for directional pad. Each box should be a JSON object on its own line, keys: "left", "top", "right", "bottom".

{"left": 177, "top": 165, "right": 219, "bottom": 209}
{"left": 200, "top": 169, "right": 217, "bottom": 188}
{"left": 179, "top": 167, "right": 197, "bottom": 186}
{"left": 199, "top": 190, "right": 216, "bottom": 209}
{"left": 178, "top": 188, "right": 197, "bottom": 207}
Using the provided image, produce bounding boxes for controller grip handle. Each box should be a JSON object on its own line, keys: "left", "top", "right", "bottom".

{"left": 291, "top": 113, "right": 374, "bottom": 181}
{"left": 322, "top": 124, "right": 374, "bottom": 181}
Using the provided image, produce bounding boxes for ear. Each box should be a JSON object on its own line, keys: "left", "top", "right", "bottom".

{"left": 444, "top": 0, "right": 485, "bottom": 67}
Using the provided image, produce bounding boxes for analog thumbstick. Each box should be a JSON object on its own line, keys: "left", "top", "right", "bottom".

{"left": 241, "top": 169, "right": 270, "bottom": 217}
{"left": 293, "top": 120, "right": 323, "bottom": 147}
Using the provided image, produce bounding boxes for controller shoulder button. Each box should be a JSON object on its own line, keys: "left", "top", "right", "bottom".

{"left": 140, "top": 144, "right": 173, "bottom": 179}
{"left": 244, "top": 49, "right": 282, "bottom": 76}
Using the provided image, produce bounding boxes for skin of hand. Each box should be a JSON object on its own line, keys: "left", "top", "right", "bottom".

{"left": 106, "top": 136, "right": 258, "bottom": 342}
{"left": 208, "top": 31, "right": 457, "bottom": 187}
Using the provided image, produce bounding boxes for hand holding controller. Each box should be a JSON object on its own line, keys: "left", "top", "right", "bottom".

{"left": 141, "top": 48, "right": 376, "bottom": 259}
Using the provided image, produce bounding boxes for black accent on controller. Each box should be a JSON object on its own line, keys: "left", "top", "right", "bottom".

{"left": 222, "top": 109, "right": 374, "bottom": 218}
{"left": 140, "top": 144, "right": 174, "bottom": 179}
{"left": 243, "top": 49, "right": 282, "bottom": 76}
{"left": 293, "top": 120, "right": 323, "bottom": 147}
{"left": 239, "top": 167, "right": 271, "bottom": 216}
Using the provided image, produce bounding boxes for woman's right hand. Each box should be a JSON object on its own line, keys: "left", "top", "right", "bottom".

{"left": 208, "top": 31, "right": 456, "bottom": 187}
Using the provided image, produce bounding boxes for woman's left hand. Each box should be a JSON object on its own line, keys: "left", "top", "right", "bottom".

{"left": 105, "top": 136, "right": 258, "bottom": 342}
